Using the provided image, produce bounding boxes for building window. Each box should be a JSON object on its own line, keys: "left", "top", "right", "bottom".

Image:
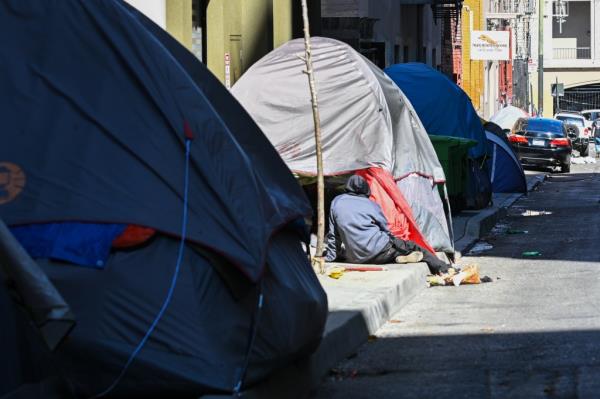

{"left": 394, "top": 45, "right": 401, "bottom": 63}
{"left": 422, "top": 47, "right": 427, "bottom": 63}
{"left": 403, "top": 45, "right": 409, "bottom": 62}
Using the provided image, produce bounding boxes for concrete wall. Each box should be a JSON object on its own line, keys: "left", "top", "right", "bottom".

{"left": 421, "top": 6, "right": 442, "bottom": 67}
{"left": 125, "top": 0, "right": 166, "bottom": 28}
{"left": 527, "top": 0, "right": 600, "bottom": 115}
{"left": 552, "top": 1, "right": 591, "bottom": 48}
{"left": 368, "top": 0, "right": 400, "bottom": 66}
{"left": 321, "top": 0, "right": 367, "bottom": 17}
{"left": 530, "top": 69, "right": 600, "bottom": 116}
{"left": 320, "top": 0, "right": 441, "bottom": 68}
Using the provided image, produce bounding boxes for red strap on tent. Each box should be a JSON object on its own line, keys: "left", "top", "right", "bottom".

{"left": 183, "top": 120, "right": 195, "bottom": 140}
{"left": 112, "top": 225, "right": 156, "bottom": 248}
{"left": 355, "top": 168, "right": 435, "bottom": 254}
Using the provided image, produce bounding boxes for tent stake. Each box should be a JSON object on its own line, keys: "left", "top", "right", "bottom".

{"left": 301, "top": 0, "right": 325, "bottom": 274}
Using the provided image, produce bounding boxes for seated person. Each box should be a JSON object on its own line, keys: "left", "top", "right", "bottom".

{"left": 324, "top": 175, "right": 450, "bottom": 275}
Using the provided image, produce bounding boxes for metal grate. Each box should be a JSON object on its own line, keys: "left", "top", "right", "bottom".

{"left": 560, "top": 84, "right": 600, "bottom": 112}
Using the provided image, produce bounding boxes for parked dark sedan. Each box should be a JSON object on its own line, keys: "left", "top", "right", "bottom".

{"left": 509, "top": 117, "right": 573, "bottom": 173}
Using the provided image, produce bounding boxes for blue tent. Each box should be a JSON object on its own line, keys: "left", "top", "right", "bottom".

{"left": 384, "top": 63, "right": 487, "bottom": 158}
{"left": 485, "top": 131, "right": 527, "bottom": 193}
{"left": 0, "top": 1, "right": 327, "bottom": 397}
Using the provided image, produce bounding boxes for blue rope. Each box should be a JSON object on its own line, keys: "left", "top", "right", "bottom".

{"left": 92, "top": 139, "right": 192, "bottom": 398}
{"left": 233, "top": 285, "right": 264, "bottom": 397}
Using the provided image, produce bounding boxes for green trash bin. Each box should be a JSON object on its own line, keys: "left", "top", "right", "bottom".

{"left": 429, "top": 135, "right": 478, "bottom": 209}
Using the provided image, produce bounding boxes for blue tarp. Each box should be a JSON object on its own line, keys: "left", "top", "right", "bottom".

{"left": 485, "top": 131, "right": 527, "bottom": 193}
{"left": 384, "top": 63, "right": 487, "bottom": 158}
{"left": 10, "top": 223, "right": 125, "bottom": 269}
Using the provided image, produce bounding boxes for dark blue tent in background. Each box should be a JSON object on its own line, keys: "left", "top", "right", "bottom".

{"left": 485, "top": 130, "right": 527, "bottom": 193}
{"left": 384, "top": 63, "right": 487, "bottom": 159}
{"left": 0, "top": 0, "right": 327, "bottom": 397}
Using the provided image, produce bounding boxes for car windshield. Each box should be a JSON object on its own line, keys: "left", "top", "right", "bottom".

{"left": 556, "top": 116, "right": 584, "bottom": 126}
{"left": 521, "top": 119, "right": 564, "bottom": 134}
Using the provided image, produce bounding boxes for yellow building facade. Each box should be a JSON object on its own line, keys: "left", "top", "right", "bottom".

{"left": 129, "top": 0, "right": 306, "bottom": 87}
{"left": 166, "top": 0, "right": 193, "bottom": 50}
{"left": 461, "top": 0, "right": 485, "bottom": 113}
{"left": 206, "top": 0, "right": 304, "bottom": 86}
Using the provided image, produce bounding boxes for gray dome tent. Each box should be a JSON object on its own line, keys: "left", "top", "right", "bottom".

{"left": 232, "top": 37, "right": 453, "bottom": 253}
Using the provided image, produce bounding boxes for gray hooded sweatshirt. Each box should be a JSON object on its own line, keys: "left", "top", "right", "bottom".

{"left": 324, "top": 175, "right": 391, "bottom": 263}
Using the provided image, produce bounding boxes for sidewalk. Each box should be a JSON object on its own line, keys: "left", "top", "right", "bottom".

{"left": 209, "top": 172, "right": 547, "bottom": 399}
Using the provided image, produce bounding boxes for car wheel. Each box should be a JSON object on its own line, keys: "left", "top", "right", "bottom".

{"left": 562, "top": 162, "right": 571, "bottom": 173}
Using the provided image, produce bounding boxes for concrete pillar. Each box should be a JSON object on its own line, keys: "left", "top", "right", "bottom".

{"left": 241, "top": 0, "right": 273, "bottom": 72}
{"left": 543, "top": 0, "right": 553, "bottom": 61}
{"left": 207, "top": 0, "right": 228, "bottom": 82}
{"left": 166, "top": 0, "right": 192, "bottom": 50}
{"left": 273, "top": 0, "right": 293, "bottom": 48}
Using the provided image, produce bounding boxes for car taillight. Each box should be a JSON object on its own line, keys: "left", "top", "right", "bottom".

{"left": 508, "top": 134, "right": 528, "bottom": 144}
{"left": 550, "top": 138, "right": 571, "bottom": 147}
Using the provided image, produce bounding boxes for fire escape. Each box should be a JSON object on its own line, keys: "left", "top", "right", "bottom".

{"left": 488, "top": 0, "right": 535, "bottom": 60}
{"left": 487, "top": 0, "right": 535, "bottom": 108}
{"left": 433, "top": 0, "right": 464, "bottom": 83}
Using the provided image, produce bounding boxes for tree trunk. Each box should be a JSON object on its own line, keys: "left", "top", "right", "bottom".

{"left": 301, "top": 0, "right": 325, "bottom": 274}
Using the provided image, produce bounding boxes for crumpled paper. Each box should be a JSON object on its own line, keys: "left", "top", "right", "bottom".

{"left": 427, "top": 265, "right": 487, "bottom": 287}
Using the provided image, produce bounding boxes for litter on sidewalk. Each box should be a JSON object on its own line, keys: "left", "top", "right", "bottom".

{"left": 491, "top": 223, "right": 509, "bottom": 235}
{"left": 571, "top": 156, "right": 597, "bottom": 164}
{"left": 426, "top": 265, "right": 492, "bottom": 287}
{"left": 327, "top": 267, "right": 346, "bottom": 279}
{"left": 521, "top": 210, "right": 552, "bottom": 217}
{"left": 326, "top": 265, "right": 387, "bottom": 279}
{"left": 344, "top": 266, "right": 387, "bottom": 272}
{"left": 468, "top": 241, "right": 493, "bottom": 255}
{"left": 507, "top": 229, "right": 528, "bottom": 234}
{"left": 522, "top": 251, "right": 542, "bottom": 257}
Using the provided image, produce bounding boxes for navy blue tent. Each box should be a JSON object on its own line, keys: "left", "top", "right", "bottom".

{"left": 384, "top": 63, "right": 487, "bottom": 159}
{"left": 0, "top": 0, "right": 327, "bottom": 397}
{"left": 485, "top": 131, "right": 527, "bottom": 193}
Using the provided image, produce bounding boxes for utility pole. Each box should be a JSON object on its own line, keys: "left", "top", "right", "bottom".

{"left": 555, "top": 76, "right": 560, "bottom": 113}
{"left": 538, "top": 0, "right": 544, "bottom": 116}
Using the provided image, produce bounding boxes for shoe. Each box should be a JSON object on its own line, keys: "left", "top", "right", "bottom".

{"left": 395, "top": 251, "right": 423, "bottom": 264}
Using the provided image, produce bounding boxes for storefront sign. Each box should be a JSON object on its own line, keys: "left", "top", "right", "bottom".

{"left": 470, "top": 31, "right": 510, "bottom": 61}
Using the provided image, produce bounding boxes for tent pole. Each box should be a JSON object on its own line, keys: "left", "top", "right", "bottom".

{"left": 301, "top": 0, "right": 325, "bottom": 274}
{"left": 442, "top": 183, "right": 456, "bottom": 255}
{"left": 0, "top": 219, "right": 75, "bottom": 350}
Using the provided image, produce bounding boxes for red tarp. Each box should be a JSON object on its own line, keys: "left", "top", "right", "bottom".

{"left": 356, "top": 168, "right": 435, "bottom": 254}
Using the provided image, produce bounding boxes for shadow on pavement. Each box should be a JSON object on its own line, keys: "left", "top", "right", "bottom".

{"left": 313, "top": 329, "right": 600, "bottom": 398}
{"left": 466, "top": 172, "right": 600, "bottom": 263}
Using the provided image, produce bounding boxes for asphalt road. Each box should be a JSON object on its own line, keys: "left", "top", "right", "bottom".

{"left": 313, "top": 162, "right": 600, "bottom": 399}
